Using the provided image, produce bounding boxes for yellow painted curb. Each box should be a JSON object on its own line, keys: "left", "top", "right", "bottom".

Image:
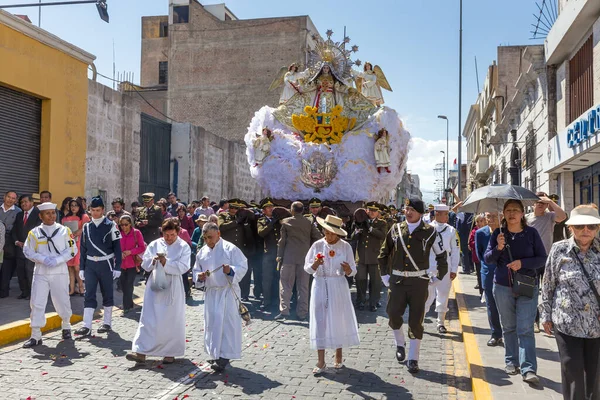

{"left": 453, "top": 278, "right": 493, "bottom": 400}
{"left": 0, "top": 296, "right": 146, "bottom": 347}
{"left": 0, "top": 313, "right": 83, "bottom": 347}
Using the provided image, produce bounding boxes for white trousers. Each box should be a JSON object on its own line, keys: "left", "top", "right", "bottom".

{"left": 425, "top": 273, "right": 451, "bottom": 315}
{"left": 30, "top": 274, "right": 72, "bottom": 340}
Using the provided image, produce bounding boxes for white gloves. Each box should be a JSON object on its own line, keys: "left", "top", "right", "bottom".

{"left": 79, "top": 270, "right": 85, "bottom": 281}
{"left": 44, "top": 257, "right": 58, "bottom": 267}
{"left": 429, "top": 277, "right": 440, "bottom": 285}
{"left": 113, "top": 270, "right": 121, "bottom": 280}
{"left": 381, "top": 274, "right": 390, "bottom": 287}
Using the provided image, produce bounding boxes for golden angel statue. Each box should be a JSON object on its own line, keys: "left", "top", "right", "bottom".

{"left": 269, "top": 63, "right": 310, "bottom": 104}
{"left": 253, "top": 127, "right": 273, "bottom": 166}
{"left": 374, "top": 128, "right": 391, "bottom": 173}
{"left": 354, "top": 62, "right": 392, "bottom": 106}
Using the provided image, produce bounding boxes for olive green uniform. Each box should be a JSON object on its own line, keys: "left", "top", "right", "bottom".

{"left": 218, "top": 211, "right": 255, "bottom": 298}
{"left": 352, "top": 218, "right": 388, "bottom": 307}
{"left": 135, "top": 205, "right": 163, "bottom": 244}
{"left": 378, "top": 220, "right": 447, "bottom": 340}
{"left": 257, "top": 215, "right": 281, "bottom": 307}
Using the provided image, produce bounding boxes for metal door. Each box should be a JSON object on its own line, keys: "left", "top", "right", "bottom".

{"left": 0, "top": 85, "right": 41, "bottom": 196}
{"left": 139, "top": 113, "right": 171, "bottom": 200}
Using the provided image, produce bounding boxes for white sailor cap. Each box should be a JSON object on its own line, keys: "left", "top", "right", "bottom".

{"left": 37, "top": 202, "right": 57, "bottom": 211}
{"left": 434, "top": 204, "right": 450, "bottom": 211}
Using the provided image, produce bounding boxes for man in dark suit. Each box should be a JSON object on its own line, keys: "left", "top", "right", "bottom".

{"left": 13, "top": 194, "right": 42, "bottom": 300}
{"left": 276, "top": 201, "right": 322, "bottom": 321}
{"left": 257, "top": 198, "right": 281, "bottom": 310}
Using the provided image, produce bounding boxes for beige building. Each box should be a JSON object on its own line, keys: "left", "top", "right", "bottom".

{"left": 545, "top": 0, "right": 600, "bottom": 212}
{"left": 140, "top": 0, "right": 318, "bottom": 142}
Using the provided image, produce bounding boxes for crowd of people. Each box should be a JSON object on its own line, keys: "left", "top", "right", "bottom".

{"left": 0, "top": 188, "right": 598, "bottom": 399}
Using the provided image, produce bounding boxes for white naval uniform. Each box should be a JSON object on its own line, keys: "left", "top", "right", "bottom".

{"left": 425, "top": 220, "right": 460, "bottom": 326}
{"left": 23, "top": 223, "right": 77, "bottom": 340}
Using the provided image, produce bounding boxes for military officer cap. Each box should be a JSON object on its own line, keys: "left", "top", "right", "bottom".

{"left": 388, "top": 204, "right": 397, "bottom": 211}
{"left": 250, "top": 201, "right": 261, "bottom": 209}
{"left": 378, "top": 203, "right": 389, "bottom": 214}
{"left": 90, "top": 196, "right": 105, "bottom": 208}
{"left": 228, "top": 198, "right": 249, "bottom": 209}
{"left": 428, "top": 203, "right": 435, "bottom": 210}
{"left": 549, "top": 194, "right": 559, "bottom": 202}
{"left": 260, "top": 197, "right": 275, "bottom": 209}
{"left": 405, "top": 197, "right": 425, "bottom": 214}
{"left": 308, "top": 198, "right": 322, "bottom": 208}
{"left": 434, "top": 204, "right": 450, "bottom": 211}
{"left": 141, "top": 192, "right": 155, "bottom": 200}
{"left": 365, "top": 201, "right": 380, "bottom": 211}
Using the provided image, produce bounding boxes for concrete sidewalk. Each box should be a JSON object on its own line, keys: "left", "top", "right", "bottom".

{"left": 454, "top": 273, "right": 562, "bottom": 400}
{"left": 0, "top": 275, "right": 147, "bottom": 346}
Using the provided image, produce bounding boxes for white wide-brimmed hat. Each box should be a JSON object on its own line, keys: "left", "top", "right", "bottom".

{"left": 565, "top": 206, "right": 600, "bottom": 226}
{"left": 316, "top": 215, "right": 347, "bottom": 237}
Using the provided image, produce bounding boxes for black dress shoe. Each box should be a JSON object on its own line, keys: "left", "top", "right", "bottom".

{"left": 376, "top": 302, "right": 382, "bottom": 308}
{"left": 210, "top": 358, "right": 229, "bottom": 373}
{"left": 407, "top": 360, "right": 419, "bottom": 373}
{"left": 23, "top": 338, "right": 42, "bottom": 348}
{"left": 395, "top": 346, "right": 406, "bottom": 362}
{"left": 487, "top": 337, "right": 503, "bottom": 347}
{"left": 62, "top": 329, "right": 72, "bottom": 340}
{"left": 437, "top": 325, "right": 448, "bottom": 334}
{"left": 274, "top": 313, "right": 287, "bottom": 321}
{"left": 370, "top": 305, "right": 377, "bottom": 312}
{"left": 17, "top": 293, "right": 27, "bottom": 299}
{"left": 74, "top": 327, "right": 91, "bottom": 336}
{"left": 97, "top": 324, "right": 112, "bottom": 333}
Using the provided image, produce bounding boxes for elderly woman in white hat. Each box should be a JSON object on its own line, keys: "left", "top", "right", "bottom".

{"left": 539, "top": 204, "right": 600, "bottom": 399}
{"left": 304, "top": 215, "right": 360, "bottom": 375}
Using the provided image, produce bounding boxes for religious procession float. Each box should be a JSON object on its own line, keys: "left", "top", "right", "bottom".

{"left": 244, "top": 30, "right": 411, "bottom": 214}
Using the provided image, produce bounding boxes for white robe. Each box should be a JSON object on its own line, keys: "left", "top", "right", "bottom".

{"left": 304, "top": 238, "right": 360, "bottom": 350}
{"left": 374, "top": 137, "right": 391, "bottom": 168}
{"left": 357, "top": 70, "right": 384, "bottom": 105}
{"left": 132, "top": 237, "right": 191, "bottom": 357}
{"left": 194, "top": 238, "right": 248, "bottom": 360}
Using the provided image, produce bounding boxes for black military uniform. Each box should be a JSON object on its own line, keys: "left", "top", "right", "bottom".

{"left": 135, "top": 193, "right": 163, "bottom": 244}
{"left": 256, "top": 198, "right": 281, "bottom": 308}
{"left": 218, "top": 199, "right": 255, "bottom": 300}
{"left": 352, "top": 201, "right": 388, "bottom": 311}
{"left": 378, "top": 198, "right": 447, "bottom": 374}
{"left": 304, "top": 197, "right": 323, "bottom": 233}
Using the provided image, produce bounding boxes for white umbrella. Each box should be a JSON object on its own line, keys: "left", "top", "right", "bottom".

{"left": 459, "top": 184, "right": 540, "bottom": 214}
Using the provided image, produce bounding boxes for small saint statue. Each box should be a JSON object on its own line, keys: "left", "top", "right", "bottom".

{"left": 374, "top": 128, "right": 391, "bottom": 173}
{"left": 253, "top": 127, "right": 273, "bottom": 167}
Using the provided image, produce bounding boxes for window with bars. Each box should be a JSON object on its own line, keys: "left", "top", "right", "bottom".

{"left": 160, "top": 21, "right": 168, "bottom": 37}
{"left": 158, "top": 61, "right": 168, "bottom": 85}
{"left": 525, "top": 134, "right": 536, "bottom": 170}
{"left": 569, "top": 36, "right": 593, "bottom": 124}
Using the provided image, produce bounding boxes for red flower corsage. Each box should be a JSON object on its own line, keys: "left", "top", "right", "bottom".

{"left": 329, "top": 250, "right": 336, "bottom": 257}
{"left": 316, "top": 253, "right": 325, "bottom": 260}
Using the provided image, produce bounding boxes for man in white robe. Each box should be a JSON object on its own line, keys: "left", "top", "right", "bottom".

{"left": 194, "top": 222, "right": 248, "bottom": 372}
{"left": 127, "top": 219, "right": 191, "bottom": 364}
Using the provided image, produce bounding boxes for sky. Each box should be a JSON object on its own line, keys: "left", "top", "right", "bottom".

{"left": 5, "top": 0, "right": 547, "bottom": 203}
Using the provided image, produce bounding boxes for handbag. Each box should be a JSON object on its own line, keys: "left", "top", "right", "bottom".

{"left": 572, "top": 250, "right": 600, "bottom": 313}
{"left": 504, "top": 229, "right": 536, "bottom": 298}
{"left": 150, "top": 258, "right": 169, "bottom": 291}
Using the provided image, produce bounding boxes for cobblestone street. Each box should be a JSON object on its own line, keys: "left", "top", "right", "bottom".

{"left": 0, "top": 282, "right": 471, "bottom": 400}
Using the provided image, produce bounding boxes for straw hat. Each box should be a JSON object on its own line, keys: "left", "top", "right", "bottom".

{"left": 565, "top": 206, "right": 600, "bottom": 226}
{"left": 316, "top": 215, "right": 347, "bottom": 236}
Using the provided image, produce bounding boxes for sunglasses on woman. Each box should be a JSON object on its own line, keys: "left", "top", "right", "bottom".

{"left": 572, "top": 224, "right": 599, "bottom": 231}
{"left": 120, "top": 223, "right": 131, "bottom": 227}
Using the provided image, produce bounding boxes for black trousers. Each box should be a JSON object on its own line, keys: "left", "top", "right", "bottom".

{"left": 555, "top": 329, "right": 600, "bottom": 400}
{"left": 239, "top": 253, "right": 253, "bottom": 299}
{"left": 356, "top": 263, "right": 381, "bottom": 306}
{"left": 252, "top": 252, "right": 263, "bottom": 298}
{"left": 261, "top": 253, "right": 279, "bottom": 306}
{"left": 182, "top": 271, "right": 190, "bottom": 296}
{"left": 474, "top": 261, "right": 483, "bottom": 295}
{"left": 16, "top": 257, "right": 34, "bottom": 296}
{"left": 386, "top": 276, "right": 429, "bottom": 339}
{"left": 119, "top": 268, "right": 137, "bottom": 310}
{"left": 0, "top": 257, "right": 17, "bottom": 297}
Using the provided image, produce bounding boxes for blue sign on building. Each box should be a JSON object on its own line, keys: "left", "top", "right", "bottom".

{"left": 567, "top": 105, "right": 600, "bottom": 148}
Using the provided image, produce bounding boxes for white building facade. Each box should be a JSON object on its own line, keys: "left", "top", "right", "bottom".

{"left": 545, "top": 0, "right": 600, "bottom": 212}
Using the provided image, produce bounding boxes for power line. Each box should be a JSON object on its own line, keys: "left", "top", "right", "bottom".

{"left": 89, "top": 67, "right": 181, "bottom": 123}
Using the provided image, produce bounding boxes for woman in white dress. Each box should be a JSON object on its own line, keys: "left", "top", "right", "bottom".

{"left": 374, "top": 128, "right": 391, "bottom": 173}
{"left": 356, "top": 62, "right": 384, "bottom": 106}
{"left": 127, "top": 218, "right": 191, "bottom": 364}
{"left": 304, "top": 215, "right": 360, "bottom": 375}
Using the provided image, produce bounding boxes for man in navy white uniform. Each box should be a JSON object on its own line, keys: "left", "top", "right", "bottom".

{"left": 424, "top": 204, "right": 460, "bottom": 334}
{"left": 22, "top": 202, "right": 78, "bottom": 348}
{"left": 75, "top": 197, "right": 122, "bottom": 336}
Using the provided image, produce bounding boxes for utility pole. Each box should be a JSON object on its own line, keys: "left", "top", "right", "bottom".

{"left": 457, "top": 0, "right": 464, "bottom": 202}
